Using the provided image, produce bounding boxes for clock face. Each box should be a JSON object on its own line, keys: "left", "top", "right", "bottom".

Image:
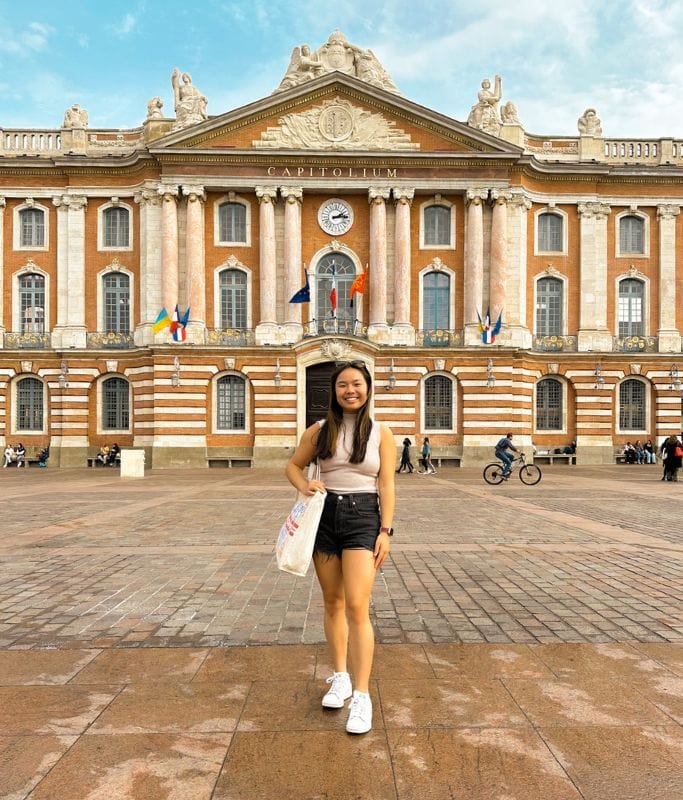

{"left": 318, "top": 199, "right": 354, "bottom": 236}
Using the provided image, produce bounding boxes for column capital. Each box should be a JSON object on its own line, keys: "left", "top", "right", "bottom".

{"left": 657, "top": 204, "right": 681, "bottom": 220}
{"left": 466, "top": 188, "right": 489, "bottom": 205}
{"left": 255, "top": 185, "right": 278, "bottom": 203}
{"left": 368, "top": 187, "right": 391, "bottom": 204}
{"left": 578, "top": 201, "right": 611, "bottom": 220}
{"left": 279, "top": 185, "right": 303, "bottom": 202}
{"left": 52, "top": 194, "right": 88, "bottom": 211}
{"left": 507, "top": 191, "right": 532, "bottom": 211}
{"left": 158, "top": 185, "right": 179, "bottom": 203}
{"left": 182, "top": 185, "right": 206, "bottom": 202}
{"left": 0, "top": 196, "right": 5, "bottom": 209}
{"left": 490, "top": 188, "right": 513, "bottom": 205}
{"left": 134, "top": 187, "right": 162, "bottom": 207}
{"left": 392, "top": 187, "right": 414, "bottom": 204}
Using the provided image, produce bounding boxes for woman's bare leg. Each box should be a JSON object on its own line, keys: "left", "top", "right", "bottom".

{"left": 313, "top": 553, "right": 348, "bottom": 672}
{"left": 341, "top": 549, "right": 377, "bottom": 693}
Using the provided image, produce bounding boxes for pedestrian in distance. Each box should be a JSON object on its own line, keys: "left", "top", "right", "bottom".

{"left": 397, "top": 437, "right": 414, "bottom": 473}
{"left": 418, "top": 436, "right": 436, "bottom": 474}
{"left": 285, "top": 360, "right": 395, "bottom": 734}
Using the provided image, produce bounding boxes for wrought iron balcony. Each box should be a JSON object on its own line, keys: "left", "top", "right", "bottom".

{"left": 4, "top": 331, "right": 51, "bottom": 349}
{"left": 303, "top": 318, "right": 367, "bottom": 338}
{"left": 612, "top": 335, "right": 657, "bottom": 352}
{"left": 86, "top": 331, "right": 134, "bottom": 349}
{"left": 206, "top": 328, "right": 255, "bottom": 346}
{"left": 533, "top": 335, "right": 578, "bottom": 352}
{"left": 416, "top": 329, "right": 464, "bottom": 347}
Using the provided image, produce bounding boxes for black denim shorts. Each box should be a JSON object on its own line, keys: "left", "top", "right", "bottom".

{"left": 314, "top": 491, "right": 380, "bottom": 558}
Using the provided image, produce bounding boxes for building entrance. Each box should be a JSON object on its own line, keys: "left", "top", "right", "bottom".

{"left": 305, "top": 362, "right": 337, "bottom": 428}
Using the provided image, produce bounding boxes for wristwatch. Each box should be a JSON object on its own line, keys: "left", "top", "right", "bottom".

{"left": 380, "top": 526, "right": 394, "bottom": 536}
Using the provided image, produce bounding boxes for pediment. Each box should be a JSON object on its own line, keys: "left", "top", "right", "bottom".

{"left": 150, "top": 72, "right": 522, "bottom": 157}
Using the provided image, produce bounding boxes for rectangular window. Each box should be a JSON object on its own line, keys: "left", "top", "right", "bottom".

{"left": 219, "top": 204, "right": 247, "bottom": 243}
{"left": 103, "top": 208, "right": 130, "bottom": 248}
{"left": 217, "top": 377, "right": 246, "bottom": 430}
{"left": 17, "top": 379, "right": 43, "bottom": 430}
{"left": 538, "top": 214, "right": 563, "bottom": 252}
{"left": 424, "top": 206, "right": 451, "bottom": 246}
{"left": 536, "top": 279, "right": 563, "bottom": 337}
{"left": 20, "top": 209, "right": 45, "bottom": 248}
{"left": 424, "top": 376, "right": 452, "bottom": 429}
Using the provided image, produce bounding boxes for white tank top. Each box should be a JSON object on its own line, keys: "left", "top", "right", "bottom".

{"left": 318, "top": 414, "right": 381, "bottom": 493}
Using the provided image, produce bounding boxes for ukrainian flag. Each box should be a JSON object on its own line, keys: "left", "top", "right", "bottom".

{"left": 152, "top": 307, "right": 170, "bottom": 334}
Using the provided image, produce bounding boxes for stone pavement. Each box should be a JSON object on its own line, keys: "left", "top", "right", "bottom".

{"left": 0, "top": 465, "right": 681, "bottom": 799}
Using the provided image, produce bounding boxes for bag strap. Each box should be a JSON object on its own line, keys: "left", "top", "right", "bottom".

{"left": 307, "top": 460, "right": 320, "bottom": 481}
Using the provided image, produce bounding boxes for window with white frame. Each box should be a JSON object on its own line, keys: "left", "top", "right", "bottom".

{"left": 535, "top": 277, "right": 563, "bottom": 336}
{"left": 423, "top": 205, "right": 451, "bottom": 246}
{"left": 19, "top": 274, "right": 45, "bottom": 333}
{"left": 619, "top": 215, "right": 644, "bottom": 254}
{"left": 618, "top": 279, "right": 643, "bottom": 337}
{"left": 19, "top": 208, "right": 45, "bottom": 248}
{"left": 422, "top": 271, "right": 450, "bottom": 329}
{"left": 17, "top": 377, "right": 43, "bottom": 431}
{"left": 102, "top": 377, "right": 130, "bottom": 431}
{"left": 219, "top": 269, "right": 247, "bottom": 329}
{"left": 619, "top": 379, "right": 646, "bottom": 430}
{"left": 536, "top": 378, "right": 563, "bottom": 430}
{"left": 102, "top": 206, "right": 130, "bottom": 248}
{"left": 218, "top": 201, "right": 247, "bottom": 244}
{"left": 424, "top": 375, "right": 453, "bottom": 430}
{"left": 103, "top": 273, "right": 130, "bottom": 333}
{"left": 537, "top": 212, "right": 563, "bottom": 252}
{"left": 315, "top": 253, "right": 355, "bottom": 327}
{"left": 217, "top": 375, "right": 246, "bottom": 430}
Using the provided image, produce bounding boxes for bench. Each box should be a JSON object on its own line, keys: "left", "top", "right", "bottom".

{"left": 86, "top": 456, "right": 121, "bottom": 468}
{"left": 534, "top": 451, "right": 576, "bottom": 465}
{"left": 207, "top": 458, "right": 253, "bottom": 468}
{"left": 431, "top": 456, "right": 461, "bottom": 468}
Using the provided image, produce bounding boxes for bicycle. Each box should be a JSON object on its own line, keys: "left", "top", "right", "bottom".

{"left": 483, "top": 452, "right": 542, "bottom": 486}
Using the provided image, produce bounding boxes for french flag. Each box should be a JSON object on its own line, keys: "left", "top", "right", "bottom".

{"left": 329, "top": 262, "right": 337, "bottom": 317}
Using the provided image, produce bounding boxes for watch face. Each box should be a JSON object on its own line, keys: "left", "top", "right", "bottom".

{"left": 318, "top": 199, "right": 354, "bottom": 235}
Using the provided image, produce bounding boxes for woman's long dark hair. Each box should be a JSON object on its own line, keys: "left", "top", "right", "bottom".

{"left": 314, "top": 362, "right": 373, "bottom": 464}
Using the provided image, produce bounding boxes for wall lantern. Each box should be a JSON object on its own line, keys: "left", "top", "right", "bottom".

{"left": 386, "top": 357, "right": 397, "bottom": 391}
{"left": 486, "top": 358, "right": 496, "bottom": 389}
{"left": 669, "top": 364, "right": 681, "bottom": 392}
{"left": 274, "top": 358, "right": 282, "bottom": 388}
{"left": 58, "top": 360, "right": 69, "bottom": 389}
{"left": 171, "top": 356, "right": 180, "bottom": 388}
{"left": 594, "top": 362, "right": 605, "bottom": 389}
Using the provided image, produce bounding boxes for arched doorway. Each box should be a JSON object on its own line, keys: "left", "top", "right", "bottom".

{"left": 305, "top": 361, "right": 337, "bottom": 428}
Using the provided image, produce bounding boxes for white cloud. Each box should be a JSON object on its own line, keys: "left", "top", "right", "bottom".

{"left": 114, "top": 13, "right": 137, "bottom": 36}
{"left": 0, "top": 20, "right": 52, "bottom": 55}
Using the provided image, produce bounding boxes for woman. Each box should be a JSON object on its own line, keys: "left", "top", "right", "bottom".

{"left": 15, "top": 443, "right": 26, "bottom": 468}
{"left": 419, "top": 436, "right": 436, "bottom": 474}
{"left": 285, "top": 361, "right": 395, "bottom": 734}
{"left": 397, "top": 437, "right": 414, "bottom": 473}
{"left": 643, "top": 440, "right": 655, "bottom": 464}
{"left": 661, "top": 435, "right": 682, "bottom": 482}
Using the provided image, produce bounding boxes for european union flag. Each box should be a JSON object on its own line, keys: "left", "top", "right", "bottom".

{"left": 289, "top": 269, "right": 310, "bottom": 303}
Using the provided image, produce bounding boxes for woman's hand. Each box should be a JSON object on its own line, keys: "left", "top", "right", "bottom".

{"left": 374, "top": 531, "right": 391, "bottom": 570}
{"left": 303, "top": 479, "right": 326, "bottom": 495}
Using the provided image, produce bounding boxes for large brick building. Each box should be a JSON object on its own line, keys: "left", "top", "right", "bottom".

{"left": 1, "top": 31, "right": 682, "bottom": 467}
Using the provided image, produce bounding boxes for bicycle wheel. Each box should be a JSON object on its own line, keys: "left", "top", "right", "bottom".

{"left": 519, "top": 464, "right": 542, "bottom": 485}
{"left": 483, "top": 463, "right": 505, "bottom": 485}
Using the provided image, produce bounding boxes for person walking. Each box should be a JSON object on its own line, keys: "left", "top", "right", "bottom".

{"left": 661, "top": 435, "right": 682, "bottom": 482}
{"left": 419, "top": 436, "right": 436, "bottom": 474}
{"left": 397, "top": 437, "right": 414, "bottom": 473}
{"left": 495, "top": 432, "right": 518, "bottom": 479}
{"left": 285, "top": 361, "right": 395, "bottom": 734}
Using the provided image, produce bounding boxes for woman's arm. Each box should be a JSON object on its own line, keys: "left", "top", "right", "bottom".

{"left": 374, "top": 424, "right": 396, "bottom": 569}
{"left": 284, "top": 423, "right": 326, "bottom": 496}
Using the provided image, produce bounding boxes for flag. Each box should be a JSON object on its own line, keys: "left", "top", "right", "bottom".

{"left": 152, "top": 307, "right": 170, "bottom": 334}
{"left": 349, "top": 268, "right": 367, "bottom": 307}
{"left": 170, "top": 305, "right": 187, "bottom": 342}
{"left": 289, "top": 269, "right": 310, "bottom": 303}
{"left": 329, "top": 262, "right": 337, "bottom": 316}
{"left": 477, "top": 307, "right": 503, "bottom": 344}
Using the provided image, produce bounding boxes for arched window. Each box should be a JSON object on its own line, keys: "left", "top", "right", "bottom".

{"left": 422, "top": 271, "right": 451, "bottom": 329}
{"left": 219, "top": 269, "right": 247, "bottom": 329}
{"left": 618, "top": 279, "right": 644, "bottom": 337}
{"left": 424, "top": 375, "right": 453, "bottom": 430}
{"left": 103, "top": 207, "right": 130, "bottom": 248}
{"left": 536, "top": 277, "right": 563, "bottom": 336}
{"left": 102, "top": 377, "right": 129, "bottom": 430}
{"left": 17, "top": 377, "right": 43, "bottom": 430}
{"left": 19, "top": 274, "right": 45, "bottom": 333}
{"left": 315, "top": 253, "right": 355, "bottom": 330}
{"left": 619, "top": 215, "right": 644, "bottom": 254}
{"left": 103, "top": 273, "right": 130, "bottom": 333}
{"left": 218, "top": 202, "right": 247, "bottom": 243}
{"left": 538, "top": 212, "right": 563, "bottom": 252}
{"left": 423, "top": 205, "right": 451, "bottom": 246}
{"left": 217, "top": 375, "right": 246, "bottom": 430}
{"left": 536, "top": 378, "right": 563, "bottom": 430}
{"left": 619, "top": 379, "right": 645, "bottom": 430}
{"left": 19, "top": 208, "right": 45, "bottom": 248}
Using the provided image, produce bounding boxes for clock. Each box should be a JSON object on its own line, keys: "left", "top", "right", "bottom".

{"left": 318, "top": 199, "right": 354, "bottom": 236}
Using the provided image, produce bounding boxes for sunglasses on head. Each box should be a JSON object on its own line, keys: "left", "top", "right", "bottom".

{"left": 338, "top": 360, "right": 370, "bottom": 371}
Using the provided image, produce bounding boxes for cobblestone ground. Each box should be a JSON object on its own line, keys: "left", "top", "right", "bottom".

{"left": 0, "top": 464, "right": 680, "bottom": 650}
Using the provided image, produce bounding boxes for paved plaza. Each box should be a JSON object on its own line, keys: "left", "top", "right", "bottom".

{"left": 0, "top": 464, "right": 681, "bottom": 799}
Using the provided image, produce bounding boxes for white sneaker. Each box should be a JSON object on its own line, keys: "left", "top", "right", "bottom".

{"left": 322, "top": 672, "right": 352, "bottom": 708}
{"left": 346, "top": 690, "right": 372, "bottom": 734}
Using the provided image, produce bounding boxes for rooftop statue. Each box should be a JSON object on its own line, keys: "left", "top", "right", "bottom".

{"left": 467, "top": 75, "right": 502, "bottom": 136}
{"left": 276, "top": 30, "right": 400, "bottom": 94}
{"left": 578, "top": 108, "right": 602, "bottom": 136}
{"left": 62, "top": 103, "right": 89, "bottom": 129}
{"left": 171, "top": 69, "right": 208, "bottom": 130}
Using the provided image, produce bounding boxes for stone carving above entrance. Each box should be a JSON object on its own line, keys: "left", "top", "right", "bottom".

{"left": 254, "top": 97, "right": 418, "bottom": 151}
{"left": 275, "top": 30, "right": 400, "bottom": 95}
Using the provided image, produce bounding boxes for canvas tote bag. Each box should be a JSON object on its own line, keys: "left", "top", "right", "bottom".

{"left": 276, "top": 462, "right": 326, "bottom": 576}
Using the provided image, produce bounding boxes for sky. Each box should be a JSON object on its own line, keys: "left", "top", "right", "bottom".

{"left": 1, "top": 0, "right": 682, "bottom": 138}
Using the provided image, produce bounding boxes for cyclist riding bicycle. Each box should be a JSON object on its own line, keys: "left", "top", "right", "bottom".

{"left": 494, "top": 432, "right": 518, "bottom": 479}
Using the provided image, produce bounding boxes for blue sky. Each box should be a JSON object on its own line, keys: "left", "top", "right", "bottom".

{"left": 1, "top": 0, "right": 681, "bottom": 138}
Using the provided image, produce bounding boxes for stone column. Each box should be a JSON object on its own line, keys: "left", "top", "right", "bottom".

{"left": 0, "top": 197, "right": 5, "bottom": 341}
{"left": 182, "top": 184, "right": 207, "bottom": 344}
{"left": 505, "top": 191, "right": 532, "bottom": 348}
{"left": 463, "top": 188, "right": 488, "bottom": 345}
{"left": 657, "top": 204, "right": 681, "bottom": 352}
{"left": 51, "top": 194, "right": 87, "bottom": 348}
{"left": 367, "top": 187, "right": 391, "bottom": 342}
{"left": 133, "top": 186, "right": 162, "bottom": 345}
{"left": 255, "top": 185, "right": 278, "bottom": 344}
{"left": 159, "top": 186, "right": 179, "bottom": 321}
{"left": 489, "top": 189, "right": 511, "bottom": 325}
{"left": 280, "top": 185, "right": 303, "bottom": 338}
{"left": 392, "top": 187, "right": 415, "bottom": 344}
{"left": 577, "top": 201, "right": 612, "bottom": 351}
